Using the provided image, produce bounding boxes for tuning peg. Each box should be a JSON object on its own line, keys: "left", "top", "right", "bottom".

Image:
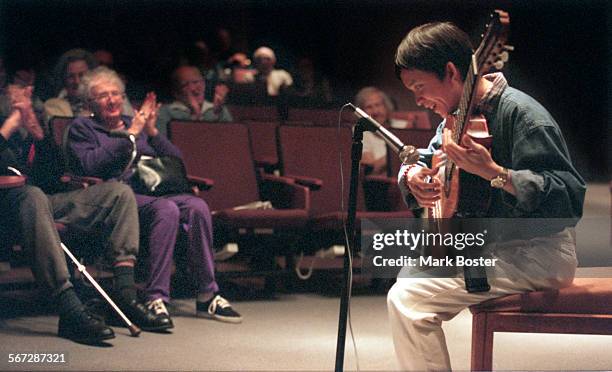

{"left": 504, "top": 45, "right": 515, "bottom": 51}
{"left": 494, "top": 60, "right": 505, "bottom": 70}
{"left": 500, "top": 51, "right": 509, "bottom": 62}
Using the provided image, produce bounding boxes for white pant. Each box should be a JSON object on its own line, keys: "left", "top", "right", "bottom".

{"left": 387, "top": 228, "right": 578, "bottom": 371}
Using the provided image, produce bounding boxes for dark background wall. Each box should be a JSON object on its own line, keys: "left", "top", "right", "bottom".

{"left": 0, "top": 0, "right": 609, "bottom": 180}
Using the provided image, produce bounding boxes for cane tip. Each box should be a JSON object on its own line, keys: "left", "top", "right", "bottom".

{"left": 128, "top": 324, "right": 142, "bottom": 337}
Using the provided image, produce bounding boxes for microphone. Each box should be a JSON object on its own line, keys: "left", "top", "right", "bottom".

{"left": 348, "top": 103, "right": 419, "bottom": 165}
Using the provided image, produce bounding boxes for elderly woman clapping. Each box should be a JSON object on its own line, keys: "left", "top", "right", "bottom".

{"left": 67, "top": 67, "right": 242, "bottom": 326}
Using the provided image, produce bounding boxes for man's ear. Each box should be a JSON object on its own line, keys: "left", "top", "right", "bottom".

{"left": 445, "top": 62, "right": 462, "bottom": 83}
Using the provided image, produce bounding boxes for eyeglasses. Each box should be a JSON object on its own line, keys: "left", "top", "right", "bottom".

{"left": 92, "top": 91, "right": 124, "bottom": 101}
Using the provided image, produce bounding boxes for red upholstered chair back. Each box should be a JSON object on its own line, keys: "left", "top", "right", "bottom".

{"left": 390, "top": 110, "right": 433, "bottom": 130}
{"left": 244, "top": 121, "right": 279, "bottom": 168}
{"left": 387, "top": 128, "right": 436, "bottom": 175}
{"left": 168, "top": 121, "right": 261, "bottom": 211}
{"left": 278, "top": 124, "right": 365, "bottom": 215}
{"left": 49, "top": 116, "right": 77, "bottom": 172}
{"left": 227, "top": 105, "right": 279, "bottom": 122}
{"left": 287, "top": 108, "right": 356, "bottom": 126}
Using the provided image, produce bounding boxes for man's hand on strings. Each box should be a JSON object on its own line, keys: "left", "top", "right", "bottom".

{"left": 442, "top": 128, "right": 502, "bottom": 180}
{"left": 403, "top": 165, "right": 442, "bottom": 208}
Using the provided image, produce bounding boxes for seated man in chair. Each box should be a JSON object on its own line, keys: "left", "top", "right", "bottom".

{"left": 387, "top": 21, "right": 585, "bottom": 370}
{"left": 156, "top": 65, "right": 233, "bottom": 138}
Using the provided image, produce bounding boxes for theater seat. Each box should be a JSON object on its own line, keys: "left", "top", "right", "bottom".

{"left": 243, "top": 121, "right": 280, "bottom": 172}
{"left": 469, "top": 277, "right": 612, "bottom": 371}
{"left": 286, "top": 108, "right": 356, "bottom": 126}
{"left": 277, "top": 124, "right": 413, "bottom": 257}
{"left": 168, "top": 120, "right": 311, "bottom": 288}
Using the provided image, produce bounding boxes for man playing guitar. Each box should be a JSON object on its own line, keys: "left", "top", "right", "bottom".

{"left": 387, "top": 16, "right": 585, "bottom": 370}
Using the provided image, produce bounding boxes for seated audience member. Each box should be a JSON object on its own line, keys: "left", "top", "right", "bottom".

{"left": 224, "top": 52, "right": 257, "bottom": 84}
{"left": 250, "top": 46, "right": 293, "bottom": 97}
{"left": 156, "top": 65, "right": 233, "bottom": 137}
{"left": 0, "top": 84, "right": 170, "bottom": 344}
{"left": 291, "top": 56, "right": 333, "bottom": 105}
{"left": 68, "top": 67, "right": 242, "bottom": 324}
{"left": 44, "top": 48, "right": 133, "bottom": 121}
{"left": 0, "top": 69, "right": 45, "bottom": 118}
{"left": 355, "top": 86, "right": 404, "bottom": 175}
{"left": 182, "top": 40, "right": 225, "bottom": 101}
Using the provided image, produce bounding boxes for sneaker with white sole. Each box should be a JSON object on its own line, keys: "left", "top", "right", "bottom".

{"left": 196, "top": 295, "right": 242, "bottom": 323}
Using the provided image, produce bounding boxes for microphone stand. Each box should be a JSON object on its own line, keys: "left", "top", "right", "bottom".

{"left": 334, "top": 112, "right": 419, "bottom": 371}
{"left": 334, "top": 119, "right": 366, "bottom": 372}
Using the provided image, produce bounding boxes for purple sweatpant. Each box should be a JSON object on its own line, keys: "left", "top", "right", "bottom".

{"left": 135, "top": 193, "right": 218, "bottom": 302}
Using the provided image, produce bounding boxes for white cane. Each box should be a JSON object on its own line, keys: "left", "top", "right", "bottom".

{"left": 60, "top": 242, "right": 141, "bottom": 337}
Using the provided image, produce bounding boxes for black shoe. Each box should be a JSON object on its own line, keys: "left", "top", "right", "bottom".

{"left": 145, "top": 298, "right": 174, "bottom": 328}
{"left": 118, "top": 298, "right": 173, "bottom": 332}
{"left": 58, "top": 309, "right": 115, "bottom": 344}
{"left": 196, "top": 295, "right": 243, "bottom": 324}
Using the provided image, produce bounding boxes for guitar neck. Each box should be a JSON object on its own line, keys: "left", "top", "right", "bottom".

{"left": 453, "top": 57, "right": 481, "bottom": 144}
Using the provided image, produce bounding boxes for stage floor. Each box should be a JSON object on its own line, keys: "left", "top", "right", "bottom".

{"left": 0, "top": 183, "right": 610, "bottom": 371}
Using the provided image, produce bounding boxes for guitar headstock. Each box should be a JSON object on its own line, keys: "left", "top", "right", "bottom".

{"left": 475, "top": 10, "right": 513, "bottom": 74}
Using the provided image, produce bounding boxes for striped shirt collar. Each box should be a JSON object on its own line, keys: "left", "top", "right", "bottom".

{"left": 476, "top": 72, "right": 508, "bottom": 115}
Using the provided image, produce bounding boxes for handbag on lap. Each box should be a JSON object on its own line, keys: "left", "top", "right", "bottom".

{"left": 130, "top": 156, "right": 190, "bottom": 196}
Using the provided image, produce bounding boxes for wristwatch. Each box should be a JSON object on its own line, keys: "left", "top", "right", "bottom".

{"left": 490, "top": 167, "right": 509, "bottom": 189}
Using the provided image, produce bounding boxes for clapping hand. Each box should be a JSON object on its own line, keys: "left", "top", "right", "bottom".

{"left": 8, "top": 85, "right": 33, "bottom": 113}
{"left": 212, "top": 84, "right": 229, "bottom": 114}
{"left": 130, "top": 92, "right": 161, "bottom": 137}
{"left": 186, "top": 91, "right": 201, "bottom": 118}
{"left": 7, "top": 85, "right": 43, "bottom": 140}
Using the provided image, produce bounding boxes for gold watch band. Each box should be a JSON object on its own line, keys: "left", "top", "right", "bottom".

{"left": 490, "top": 167, "right": 509, "bottom": 189}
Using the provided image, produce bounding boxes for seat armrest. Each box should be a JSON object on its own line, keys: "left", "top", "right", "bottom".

{"left": 283, "top": 174, "right": 323, "bottom": 191}
{"left": 0, "top": 175, "right": 26, "bottom": 189}
{"left": 187, "top": 175, "right": 214, "bottom": 193}
{"left": 253, "top": 156, "right": 278, "bottom": 170}
{"left": 363, "top": 174, "right": 407, "bottom": 212}
{"left": 60, "top": 174, "right": 104, "bottom": 189}
{"left": 260, "top": 173, "right": 298, "bottom": 185}
{"left": 260, "top": 174, "right": 311, "bottom": 210}
{"left": 364, "top": 174, "right": 396, "bottom": 185}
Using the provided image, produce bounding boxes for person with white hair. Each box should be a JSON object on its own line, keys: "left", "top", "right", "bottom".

{"left": 44, "top": 48, "right": 133, "bottom": 122}
{"left": 355, "top": 86, "right": 405, "bottom": 175}
{"left": 0, "top": 82, "right": 166, "bottom": 343}
{"left": 67, "top": 66, "right": 243, "bottom": 326}
{"left": 251, "top": 46, "right": 293, "bottom": 96}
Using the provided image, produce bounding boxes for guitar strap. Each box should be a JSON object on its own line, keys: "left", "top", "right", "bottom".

{"left": 460, "top": 217, "right": 491, "bottom": 293}
{"left": 463, "top": 250, "right": 491, "bottom": 293}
